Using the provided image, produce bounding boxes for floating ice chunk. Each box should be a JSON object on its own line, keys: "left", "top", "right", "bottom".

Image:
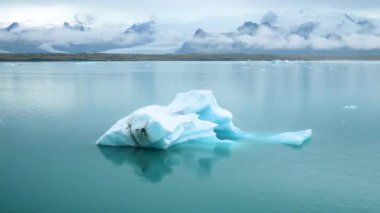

{"left": 3, "top": 63, "right": 18, "bottom": 66}
{"left": 76, "top": 61, "right": 97, "bottom": 65}
{"left": 268, "top": 129, "right": 312, "bottom": 146}
{"left": 343, "top": 105, "right": 358, "bottom": 110}
{"left": 97, "top": 90, "right": 312, "bottom": 149}
{"left": 271, "top": 60, "right": 290, "bottom": 65}
{"left": 97, "top": 90, "right": 249, "bottom": 149}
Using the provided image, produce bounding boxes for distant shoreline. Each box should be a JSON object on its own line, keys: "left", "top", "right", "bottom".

{"left": 0, "top": 53, "right": 380, "bottom": 62}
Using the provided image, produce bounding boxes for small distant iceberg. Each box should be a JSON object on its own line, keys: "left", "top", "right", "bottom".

{"left": 268, "top": 129, "right": 312, "bottom": 146}
{"left": 3, "top": 63, "right": 19, "bottom": 66}
{"left": 97, "top": 90, "right": 312, "bottom": 149}
{"left": 76, "top": 61, "right": 97, "bottom": 65}
{"left": 344, "top": 105, "right": 358, "bottom": 110}
{"left": 271, "top": 60, "right": 290, "bottom": 65}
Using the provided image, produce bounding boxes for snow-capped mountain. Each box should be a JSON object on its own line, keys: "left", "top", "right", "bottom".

{"left": 0, "top": 20, "right": 156, "bottom": 53}
{"left": 177, "top": 12, "right": 380, "bottom": 55}
{"left": 63, "top": 21, "right": 86, "bottom": 31}
{"left": 124, "top": 20, "right": 155, "bottom": 35}
{"left": 237, "top": 21, "right": 259, "bottom": 35}
{"left": 3, "top": 22, "right": 20, "bottom": 32}
{"left": 293, "top": 22, "right": 318, "bottom": 39}
{"left": 193, "top": 28, "right": 208, "bottom": 38}
{"left": 0, "top": 11, "right": 380, "bottom": 54}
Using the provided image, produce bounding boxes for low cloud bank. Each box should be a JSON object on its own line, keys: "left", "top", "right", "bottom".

{"left": 178, "top": 12, "right": 380, "bottom": 54}
{"left": 0, "top": 20, "right": 156, "bottom": 53}
{"left": 1, "top": 11, "right": 380, "bottom": 54}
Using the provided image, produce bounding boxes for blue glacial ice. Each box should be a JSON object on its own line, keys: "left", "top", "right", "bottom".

{"left": 343, "top": 105, "right": 358, "bottom": 110}
{"left": 97, "top": 90, "right": 311, "bottom": 149}
{"left": 267, "top": 129, "right": 312, "bottom": 146}
{"left": 76, "top": 61, "right": 97, "bottom": 65}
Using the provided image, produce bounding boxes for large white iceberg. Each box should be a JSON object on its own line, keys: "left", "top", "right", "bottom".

{"left": 97, "top": 90, "right": 311, "bottom": 149}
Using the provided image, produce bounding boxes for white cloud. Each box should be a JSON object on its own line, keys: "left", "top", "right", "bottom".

{"left": 177, "top": 11, "right": 380, "bottom": 53}
{"left": 343, "top": 34, "right": 380, "bottom": 50}
{"left": 1, "top": 1, "right": 379, "bottom": 28}
{"left": 1, "top": 6, "right": 380, "bottom": 53}
{"left": 0, "top": 20, "right": 158, "bottom": 53}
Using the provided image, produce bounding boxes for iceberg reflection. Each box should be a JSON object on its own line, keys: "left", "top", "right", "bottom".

{"left": 97, "top": 141, "right": 232, "bottom": 183}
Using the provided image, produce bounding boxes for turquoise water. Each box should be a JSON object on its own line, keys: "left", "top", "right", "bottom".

{"left": 0, "top": 61, "right": 379, "bottom": 212}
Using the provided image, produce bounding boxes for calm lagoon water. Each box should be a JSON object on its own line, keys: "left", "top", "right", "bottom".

{"left": 0, "top": 61, "right": 380, "bottom": 212}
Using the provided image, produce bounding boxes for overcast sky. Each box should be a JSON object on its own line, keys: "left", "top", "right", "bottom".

{"left": 1, "top": 0, "right": 379, "bottom": 27}
{"left": 1, "top": 0, "right": 380, "bottom": 53}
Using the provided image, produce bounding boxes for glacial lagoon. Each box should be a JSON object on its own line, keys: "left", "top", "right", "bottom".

{"left": 0, "top": 61, "right": 379, "bottom": 212}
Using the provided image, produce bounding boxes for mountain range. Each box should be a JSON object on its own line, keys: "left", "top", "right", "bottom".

{"left": 0, "top": 12, "right": 379, "bottom": 55}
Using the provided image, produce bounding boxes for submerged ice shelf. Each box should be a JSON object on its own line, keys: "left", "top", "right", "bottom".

{"left": 97, "top": 90, "right": 312, "bottom": 149}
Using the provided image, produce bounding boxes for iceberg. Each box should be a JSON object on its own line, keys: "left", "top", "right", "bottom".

{"left": 97, "top": 90, "right": 312, "bottom": 149}
{"left": 3, "top": 63, "right": 19, "bottom": 66}
{"left": 267, "top": 129, "right": 312, "bottom": 146}
{"left": 96, "top": 90, "right": 248, "bottom": 149}
{"left": 343, "top": 105, "right": 358, "bottom": 110}
{"left": 76, "top": 61, "right": 97, "bottom": 65}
